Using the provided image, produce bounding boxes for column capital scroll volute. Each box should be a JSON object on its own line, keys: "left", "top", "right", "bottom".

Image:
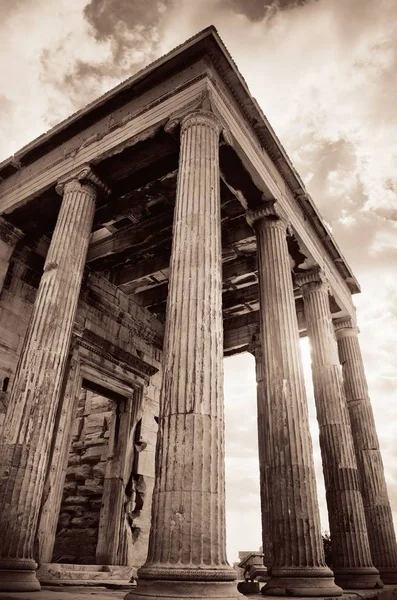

{"left": 246, "top": 198, "right": 289, "bottom": 232}
{"left": 55, "top": 165, "right": 111, "bottom": 198}
{"left": 164, "top": 109, "right": 223, "bottom": 138}
{"left": 294, "top": 266, "right": 329, "bottom": 294}
{"left": 333, "top": 315, "right": 359, "bottom": 339}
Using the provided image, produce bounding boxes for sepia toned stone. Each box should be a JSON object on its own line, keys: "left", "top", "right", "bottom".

{"left": 247, "top": 202, "right": 342, "bottom": 597}
{"left": 250, "top": 341, "right": 273, "bottom": 572}
{"left": 128, "top": 110, "right": 241, "bottom": 600}
{"left": 0, "top": 27, "right": 395, "bottom": 598}
{"left": 296, "top": 268, "right": 381, "bottom": 589}
{"left": 0, "top": 172, "right": 100, "bottom": 591}
{"left": 335, "top": 318, "right": 397, "bottom": 584}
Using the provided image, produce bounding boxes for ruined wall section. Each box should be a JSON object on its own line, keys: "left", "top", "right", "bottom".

{"left": 0, "top": 246, "right": 40, "bottom": 429}
{"left": 75, "top": 271, "right": 163, "bottom": 569}
{"left": 53, "top": 388, "right": 115, "bottom": 564}
{"left": 0, "top": 246, "right": 164, "bottom": 569}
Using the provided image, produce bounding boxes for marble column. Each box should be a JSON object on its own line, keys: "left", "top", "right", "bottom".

{"left": 335, "top": 318, "right": 397, "bottom": 584}
{"left": 0, "top": 217, "right": 24, "bottom": 294}
{"left": 247, "top": 201, "right": 342, "bottom": 597}
{"left": 128, "top": 110, "right": 240, "bottom": 600}
{"left": 296, "top": 268, "right": 380, "bottom": 589}
{"left": 36, "top": 352, "right": 82, "bottom": 565}
{"left": 0, "top": 167, "right": 108, "bottom": 591}
{"left": 250, "top": 341, "right": 273, "bottom": 572}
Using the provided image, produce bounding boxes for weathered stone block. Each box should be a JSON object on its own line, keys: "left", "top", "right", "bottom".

{"left": 62, "top": 506, "right": 83, "bottom": 516}
{"left": 93, "top": 463, "right": 105, "bottom": 479}
{"left": 63, "top": 495, "right": 90, "bottom": 506}
{"left": 78, "top": 484, "right": 104, "bottom": 496}
{"left": 58, "top": 513, "right": 71, "bottom": 529}
{"left": 84, "top": 434, "right": 107, "bottom": 447}
{"left": 63, "top": 481, "right": 77, "bottom": 495}
{"left": 81, "top": 445, "right": 105, "bottom": 463}
{"left": 70, "top": 513, "right": 100, "bottom": 528}
{"left": 74, "top": 464, "right": 93, "bottom": 481}
{"left": 67, "top": 454, "right": 81, "bottom": 466}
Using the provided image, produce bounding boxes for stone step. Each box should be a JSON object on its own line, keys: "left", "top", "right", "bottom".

{"left": 37, "top": 563, "right": 135, "bottom": 586}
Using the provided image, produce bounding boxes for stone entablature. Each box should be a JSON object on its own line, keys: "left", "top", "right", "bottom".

{"left": 0, "top": 31, "right": 357, "bottom": 321}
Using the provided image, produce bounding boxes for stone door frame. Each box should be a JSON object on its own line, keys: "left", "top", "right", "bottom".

{"left": 37, "top": 336, "right": 148, "bottom": 566}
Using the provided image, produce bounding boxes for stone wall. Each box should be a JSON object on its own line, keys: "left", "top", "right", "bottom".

{"left": 0, "top": 250, "right": 39, "bottom": 430}
{"left": 52, "top": 388, "right": 115, "bottom": 564}
{"left": 0, "top": 248, "right": 163, "bottom": 570}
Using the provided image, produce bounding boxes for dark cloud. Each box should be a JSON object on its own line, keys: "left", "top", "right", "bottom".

{"left": 222, "top": 0, "right": 317, "bottom": 22}
{"left": 39, "top": 0, "right": 172, "bottom": 115}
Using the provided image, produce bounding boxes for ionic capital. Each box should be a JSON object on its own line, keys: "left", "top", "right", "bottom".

{"left": 246, "top": 198, "right": 288, "bottom": 232}
{"left": 180, "top": 109, "right": 222, "bottom": 135}
{"left": 333, "top": 316, "right": 359, "bottom": 339}
{"left": 0, "top": 217, "right": 24, "bottom": 246}
{"left": 295, "top": 266, "right": 329, "bottom": 294}
{"left": 55, "top": 166, "right": 111, "bottom": 198}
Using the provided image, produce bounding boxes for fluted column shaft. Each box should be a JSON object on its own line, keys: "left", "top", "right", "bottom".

{"left": 0, "top": 174, "right": 99, "bottom": 591}
{"left": 36, "top": 353, "right": 82, "bottom": 564}
{"left": 297, "top": 270, "right": 380, "bottom": 588}
{"left": 248, "top": 202, "right": 341, "bottom": 597}
{"left": 335, "top": 319, "right": 397, "bottom": 583}
{"left": 251, "top": 343, "right": 273, "bottom": 571}
{"left": 132, "top": 110, "right": 238, "bottom": 600}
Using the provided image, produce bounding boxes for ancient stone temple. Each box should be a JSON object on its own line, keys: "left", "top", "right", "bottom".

{"left": 0, "top": 26, "right": 396, "bottom": 598}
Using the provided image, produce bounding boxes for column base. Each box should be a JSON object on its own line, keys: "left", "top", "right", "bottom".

{"left": 379, "top": 568, "right": 397, "bottom": 584}
{"left": 333, "top": 566, "right": 383, "bottom": 589}
{"left": 0, "top": 569, "right": 41, "bottom": 592}
{"left": 262, "top": 567, "right": 343, "bottom": 597}
{"left": 125, "top": 579, "right": 243, "bottom": 599}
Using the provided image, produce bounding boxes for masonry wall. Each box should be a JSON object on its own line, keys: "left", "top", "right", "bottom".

{"left": 53, "top": 388, "right": 115, "bottom": 564}
{"left": 0, "top": 246, "right": 164, "bottom": 571}
{"left": 0, "top": 249, "right": 39, "bottom": 430}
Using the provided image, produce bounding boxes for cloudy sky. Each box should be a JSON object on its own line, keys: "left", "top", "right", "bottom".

{"left": 1, "top": 0, "right": 397, "bottom": 563}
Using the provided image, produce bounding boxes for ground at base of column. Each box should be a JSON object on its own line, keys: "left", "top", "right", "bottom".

{"left": 262, "top": 573, "right": 343, "bottom": 597}
{"left": 0, "top": 567, "right": 41, "bottom": 592}
{"left": 379, "top": 569, "right": 397, "bottom": 584}
{"left": 333, "top": 567, "right": 383, "bottom": 589}
{"left": 125, "top": 579, "right": 243, "bottom": 599}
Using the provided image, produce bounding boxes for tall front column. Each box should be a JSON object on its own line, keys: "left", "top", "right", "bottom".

{"left": 128, "top": 110, "right": 239, "bottom": 600}
{"left": 335, "top": 318, "right": 397, "bottom": 583}
{"left": 0, "top": 168, "right": 107, "bottom": 591}
{"left": 247, "top": 201, "right": 342, "bottom": 597}
{"left": 250, "top": 341, "right": 273, "bottom": 572}
{"left": 296, "top": 269, "right": 380, "bottom": 589}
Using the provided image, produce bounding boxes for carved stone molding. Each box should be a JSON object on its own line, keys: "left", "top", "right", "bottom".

{"left": 181, "top": 108, "right": 222, "bottom": 134}
{"left": 246, "top": 198, "right": 288, "bottom": 231}
{"left": 295, "top": 266, "right": 329, "bottom": 293}
{"left": 334, "top": 316, "right": 359, "bottom": 338}
{"left": 56, "top": 165, "right": 111, "bottom": 197}
{"left": 77, "top": 330, "right": 158, "bottom": 381}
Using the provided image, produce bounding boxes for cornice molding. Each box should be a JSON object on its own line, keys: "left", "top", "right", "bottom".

{"left": 76, "top": 330, "right": 158, "bottom": 381}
